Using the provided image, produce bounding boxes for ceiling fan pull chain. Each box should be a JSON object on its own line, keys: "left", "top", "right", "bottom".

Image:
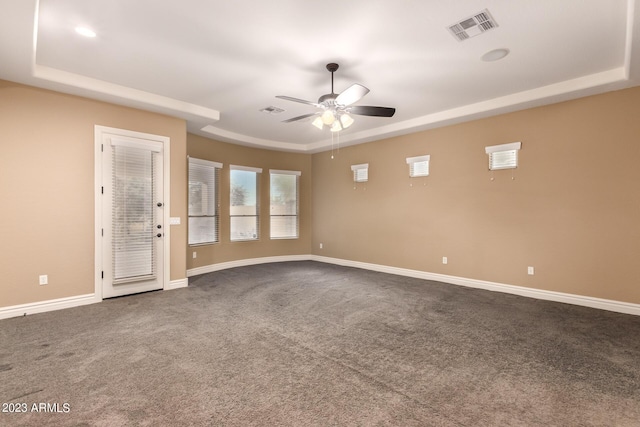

{"left": 331, "top": 131, "right": 334, "bottom": 159}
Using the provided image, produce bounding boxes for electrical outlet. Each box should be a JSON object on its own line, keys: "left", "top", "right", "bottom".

{"left": 39, "top": 275, "right": 48, "bottom": 285}
{"left": 528, "top": 266, "right": 534, "bottom": 275}
{"left": 319, "top": 243, "right": 323, "bottom": 249}
{"left": 193, "top": 252, "right": 197, "bottom": 259}
{"left": 442, "top": 257, "right": 448, "bottom": 265}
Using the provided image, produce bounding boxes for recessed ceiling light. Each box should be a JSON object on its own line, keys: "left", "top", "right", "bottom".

{"left": 481, "top": 48, "right": 510, "bottom": 62}
{"left": 75, "top": 26, "right": 96, "bottom": 38}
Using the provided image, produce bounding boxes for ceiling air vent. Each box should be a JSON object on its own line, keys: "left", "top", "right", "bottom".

{"left": 448, "top": 9, "right": 498, "bottom": 41}
{"left": 260, "top": 106, "right": 284, "bottom": 114}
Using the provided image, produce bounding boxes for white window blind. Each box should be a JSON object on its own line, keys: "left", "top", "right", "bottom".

{"left": 112, "top": 144, "right": 157, "bottom": 283}
{"left": 406, "top": 155, "right": 430, "bottom": 177}
{"left": 485, "top": 142, "right": 521, "bottom": 170}
{"left": 270, "top": 170, "right": 300, "bottom": 239}
{"left": 188, "top": 157, "right": 221, "bottom": 245}
{"left": 230, "top": 166, "right": 260, "bottom": 241}
{"left": 351, "top": 163, "right": 369, "bottom": 182}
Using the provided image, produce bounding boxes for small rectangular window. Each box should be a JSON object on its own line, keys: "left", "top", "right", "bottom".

{"left": 188, "top": 157, "right": 221, "bottom": 245}
{"left": 351, "top": 163, "right": 369, "bottom": 182}
{"left": 270, "top": 170, "right": 300, "bottom": 239}
{"left": 485, "top": 142, "right": 521, "bottom": 170}
{"left": 406, "top": 155, "right": 430, "bottom": 177}
{"left": 230, "top": 165, "right": 261, "bottom": 241}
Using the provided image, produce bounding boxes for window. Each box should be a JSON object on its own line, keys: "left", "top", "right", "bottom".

{"left": 351, "top": 163, "right": 369, "bottom": 182}
{"left": 188, "top": 157, "right": 221, "bottom": 245}
{"left": 406, "top": 155, "right": 430, "bottom": 177}
{"left": 485, "top": 142, "right": 521, "bottom": 170}
{"left": 230, "top": 165, "right": 261, "bottom": 241}
{"left": 270, "top": 170, "right": 300, "bottom": 239}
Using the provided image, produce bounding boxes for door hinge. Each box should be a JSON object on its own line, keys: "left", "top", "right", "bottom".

{"left": 101, "top": 186, "right": 104, "bottom": 194}
{"left": 101, "top": 228, "right": 104, "bottom": 236}
{"left": 101, "top": 271, "right": 104, "bottom": 279}
{"left": 101, "top": 144, "right": 104, "bottom": 152}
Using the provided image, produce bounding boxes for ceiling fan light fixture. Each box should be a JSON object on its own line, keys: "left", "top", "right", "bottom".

{"left": 330, "top": 120, "right": 343, "bottom": 132}
{"left": 312, "top": 117, "right": 324, "bottom": 130}
{"left": 340, "top": 114, "right": 354, "bottom": 129}
{"left": 321, "top": 110, "right": 335, "bottom": 125}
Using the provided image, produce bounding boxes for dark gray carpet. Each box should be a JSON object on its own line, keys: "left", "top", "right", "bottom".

{"left": 1, "top": 261, "right": 639, "bottom": 426}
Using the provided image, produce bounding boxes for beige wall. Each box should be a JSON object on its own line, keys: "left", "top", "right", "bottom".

{"left": 186, "top": 134, "right": 312, "bottom": 269}
{"left": 312, "top": 87, "right": 640, "bottom": 305}
{"left": 0, "top": 80, "right": 187, "bottom": 307}
{"left": 2, "top": 78, "right": 639, "bottom": 310}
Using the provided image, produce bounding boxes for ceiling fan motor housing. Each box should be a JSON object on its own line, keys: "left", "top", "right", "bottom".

{"left": 318, "top": 93, "right": 337, "bottom": 105}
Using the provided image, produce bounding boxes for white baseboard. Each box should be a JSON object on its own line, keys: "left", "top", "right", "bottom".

{"left": 311, "top": 255, "right": 640, "bottom": 316}
{"left": 3, "top": 256, "right": 637, "bottom": 320}
{"left": 0, "top": 293, "right": 100, "bottom": 320}
{"left": 0, "top": 278, "right": 189, "bottom": 320}
{"left": 187, "top": 254, "right": 312, "bottom": 277}
{"left": 166, "top": 278, "right": 188, "bottom": 290}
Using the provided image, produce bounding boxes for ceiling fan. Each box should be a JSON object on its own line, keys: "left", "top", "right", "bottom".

{"left": 276, "top": 63, "right": 396, "bottom": 132}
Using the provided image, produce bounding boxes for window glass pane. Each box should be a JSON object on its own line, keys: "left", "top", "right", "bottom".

{"left": 230, "top": 216, "right": 258, "bottom": 241}
{"left": 188, "top": 159, "right": 218, "bottom": 245}
{"left": 489, "top": 150, "right": 517, "bottom": 170}
{"left": 354, "top": 168, "right": 368, "bottom": 182}
{"left": 410, "top": 160, "right": 429, "bottom": 177}
{"left": 230, "top": 169, "right": 258, "bottom": 241}
{"left": 230, "top": 170, "right": 257, "bottom": 212}
{"left": 188, "top": 217, "right": 217, "bottom": 245}
{"left": 270, "top": 174, "right": 297, "bottom": 215}
{"left": 271, "top": 216, "right": 298, "bottom": 239}
{"left": 270, "top": 173, "right": 298, "bottom": 239}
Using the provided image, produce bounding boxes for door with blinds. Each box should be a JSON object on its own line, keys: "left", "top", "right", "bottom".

{"left": 101, "top": 132, "right": 165, "bottom": 298}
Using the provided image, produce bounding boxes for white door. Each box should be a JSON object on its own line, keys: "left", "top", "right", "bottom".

{"left": 100, "top": 132, "right": 165, "bottom": 298}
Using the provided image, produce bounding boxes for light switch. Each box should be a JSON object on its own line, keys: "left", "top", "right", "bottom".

{"left": 169, "top": 217, "right": 181, "bottom": 225}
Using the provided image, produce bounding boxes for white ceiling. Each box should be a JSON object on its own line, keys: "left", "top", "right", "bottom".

{"left": 2, "top": 0, "right": 640, "bottom": 152}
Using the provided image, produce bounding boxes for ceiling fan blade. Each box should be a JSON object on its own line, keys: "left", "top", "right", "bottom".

{"left": 335, "top": 84, "right": 370, "bottom": 106}
{"left": 349, "top": 105, "right": 396, "bottom": 117}
{"left": 282, "top": 112, "right": 319, "bottom": 123}
{"left": 275, "top": 95, "right": 320, "bottom": 107}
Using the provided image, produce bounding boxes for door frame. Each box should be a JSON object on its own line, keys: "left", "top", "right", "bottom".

{"left": 94, "top": 125, "right": 171, "bottom": 301}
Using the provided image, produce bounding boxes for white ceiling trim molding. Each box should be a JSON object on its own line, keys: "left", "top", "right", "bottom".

{"left": 33, "top": 65, "right": 221, "bottom": 122}
{"left": 199, "top": 125, "right": 308, "bottom": 152}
